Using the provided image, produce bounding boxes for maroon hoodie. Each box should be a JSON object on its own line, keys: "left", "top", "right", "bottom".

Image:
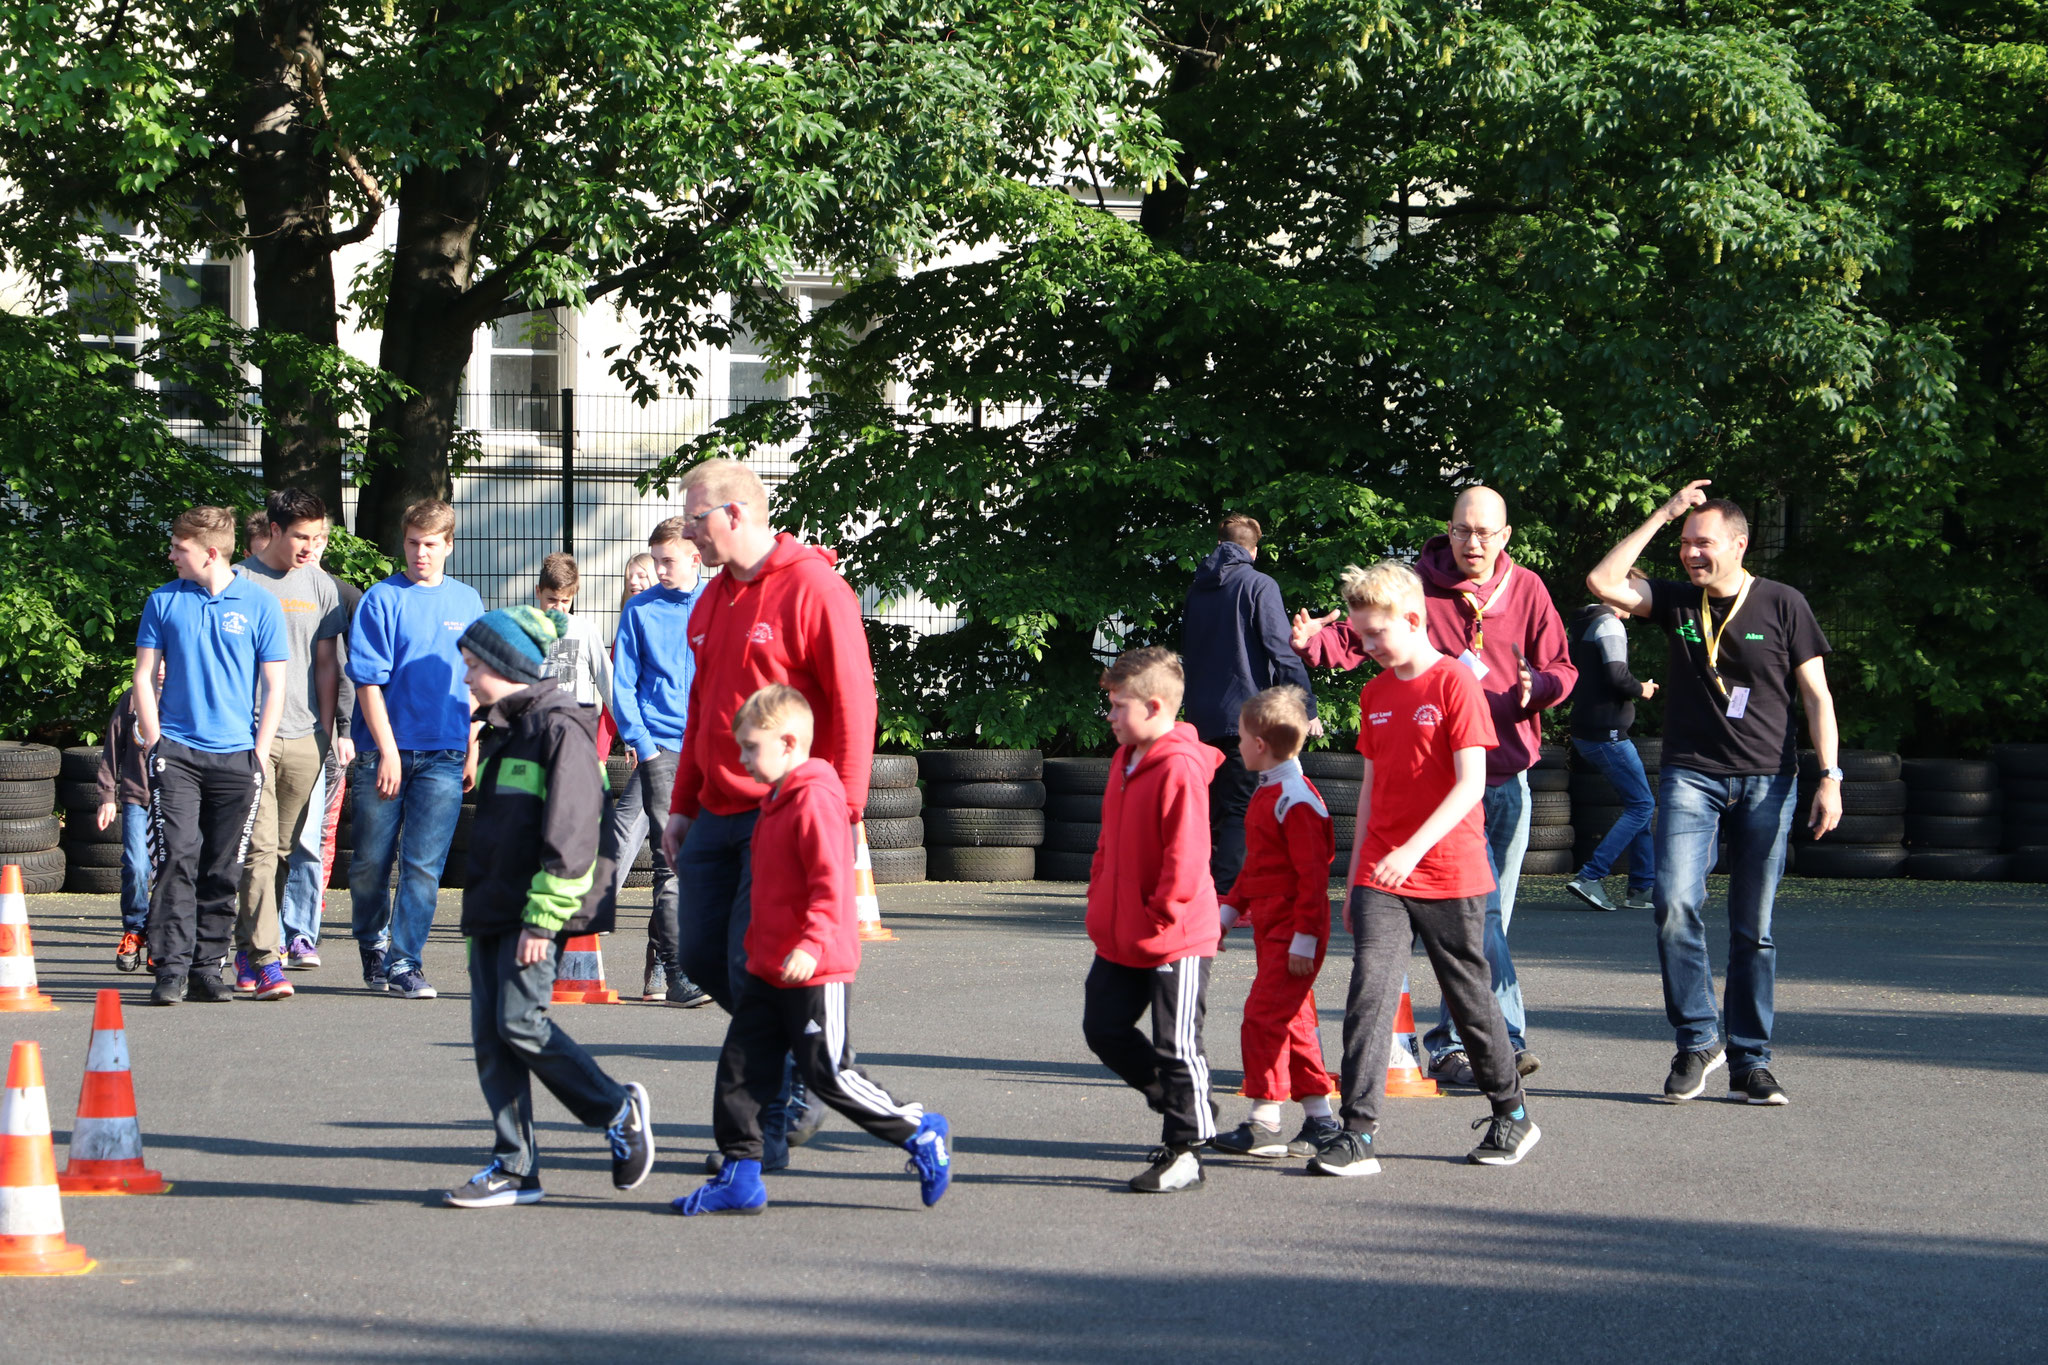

{"left": 1087, "top": 722, "right": 1226, "bottom": 969}
{"left": 1296, "top": 539, "right": 1575, "bottom": 784}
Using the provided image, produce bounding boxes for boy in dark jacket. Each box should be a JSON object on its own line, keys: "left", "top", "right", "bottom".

{"left": 95, "top": 680, "right": 157, "bottom": 972}
{"left": 442, "top": 606, "right": 654, "bottom": 1209}
{"left": 675, "top": 684, "right": 950, "bottom": 1217}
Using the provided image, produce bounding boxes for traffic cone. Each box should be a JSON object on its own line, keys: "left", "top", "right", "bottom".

{"left": 59, "top": 990, "right": 167, "bottom": 1195}
{"left": 853, "top": 821, "right": 896, "bottom": 942}
{"left": 0, "top": 864, "right": 58, "bottom": 1013}
{"left": 1386, "top": 975, "right": 1440, "bottom": 1098}
{"left": 551, "top": 935, "right": 620, "bottom": 1004}
{"left": 0, "top": 1041, "right": 95, "bottom": 1276}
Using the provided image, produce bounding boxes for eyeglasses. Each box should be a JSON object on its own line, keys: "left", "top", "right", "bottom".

{"left": 1447, "top": 524, "right": 1507, "bottom": 544}
{"left": 686, "top": 499, "right": 747, "bottom": 527}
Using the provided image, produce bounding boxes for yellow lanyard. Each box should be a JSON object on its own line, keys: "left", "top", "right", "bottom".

{"left": 1461, "top": 566, "right": 1514, "bottom": 654}
{"left": 1701, "top": 574, "right": 1754, "bottom": 691}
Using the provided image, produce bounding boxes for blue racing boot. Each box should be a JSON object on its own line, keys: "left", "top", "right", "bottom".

{"left": 903, "top": 1113, "right": 951, "bottom": 1207}
{"left": 673, "top": 1158, "right": 768, "bottom": 1216}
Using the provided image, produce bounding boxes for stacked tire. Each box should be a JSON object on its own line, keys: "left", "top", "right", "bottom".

{"left": 0, "top": 742, "right": 66, "bottom": 894}
{"left": 1793, "top": 750, "right": 1906, "bottom": 878}
{"left": 1522, "top": 743, "right": 1573, "bottom": 876}
{"left": 1037, "top": 757, "right": 1111, "bottom": 883}
{"left": 1994, "top": 744, "right": 2048, "bottom": 882}
{"left": 864, "top": 754, "right": 926, "bottom": 885}
{"left": 1566, "top": 738, "right": 1657, "bottom": 883}
{"left": 1901, "top": 758, "right": 2006, "bottom": 882}
{"left": 920, "top": 750, "right": 1042, "bottom": 882}
{"left": 1300, "top": 749, "right": 1362, "bottom": 883}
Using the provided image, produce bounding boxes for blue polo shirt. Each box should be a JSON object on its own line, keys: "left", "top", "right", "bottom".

{"left": 136, "top": 576, "right": 290, "bottom": 753}
{"left": 347, "top": 573, "right": 486, "bottom": 752}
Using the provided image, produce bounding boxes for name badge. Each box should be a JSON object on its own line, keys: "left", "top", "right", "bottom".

{"left": 1456, "top": 649, "right": 1489, "bottom": 680}
{"left": 1725, "top": 685, "right": 1751, "bottom": 720}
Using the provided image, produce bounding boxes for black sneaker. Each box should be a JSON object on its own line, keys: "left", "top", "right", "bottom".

{"left": 607, "top": 1082, "right": 655, "bottom": 1189}
{"left": 1428, "top": 1051, "right": 1475, "bottom": 1088}
{"left": 1307, "top": 1129, "right": 1381, "bottom": 1177}
{"left": 1663, "top": 1044, "right": 1727, "bottom": 1101}
{"left": 1288, "top": 1115, "right": 1342, "bottom": 1157}
{"left": 1515, "top": 1050, "right": 1542, "bottom": 1078}
{"left": 360, "top": 942, "right": 389, "bottom": 991}
{"left": 1729, "top": 1067, "right": 1789, "bottom": 1106}
{"left": 1467, "top": 1105, "right": 1541, "bottom": 1166}
{"left": 1210, "top": 1120, "right": 1290, "bottom": 1159}
{"left": 444, "top": 1160, "right": 544, "bottom": 1208}
{"left": 665, "top": 974, "right": 711, "bottom": 1008}
{"left": 184, "top": 972, "right": 233, "bottom": 1003}
{"left": 150, "top": 974, "right": 185, "bottom": 1007}
{"left": 1129, "top": 1144, "right": 1204, "bottom": 1193}
{"left": 1623, "top": 888, "right": 1655, "bottom": 911}
{"left": 786, "top": 1099, "right": 826, "bottom": 1148}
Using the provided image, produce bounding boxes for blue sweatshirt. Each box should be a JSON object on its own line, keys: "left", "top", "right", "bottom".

{"left": 347, "top": 573, "right": 486, "bottom": 753}
{"left": 1180, "top": 542, "right": 1317, "bottom": 740}
{"left": 612, "top": 582, "right": 704, "bottom": 757}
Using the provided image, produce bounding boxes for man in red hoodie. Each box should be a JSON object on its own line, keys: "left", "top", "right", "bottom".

{"left": 1292, "top": 487, "right": 1575, "bottom": 1081}
{"left": 658, "top": 458, "right": 878, "bottom": 1169}
{"left": 1084, "top": 646, "right": 1225, "bottom": 1194}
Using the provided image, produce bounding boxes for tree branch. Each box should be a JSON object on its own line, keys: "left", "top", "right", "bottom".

{"left": 1374, "top": 196, "right": 1550, "bottom": 220}
{"left": 475, "top": 186, "right": 759, "bottom": 322}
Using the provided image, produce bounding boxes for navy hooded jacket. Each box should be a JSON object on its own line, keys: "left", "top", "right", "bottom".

{"left": 1180, "top": 542, "right": 1317, "bottom": 740}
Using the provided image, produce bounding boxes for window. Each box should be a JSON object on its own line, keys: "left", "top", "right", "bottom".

{"left": 486, "top": 311, "right": 562, "bottom": 432}
{"left": 67, "top": 216, "right": 241, "bottom": 420}
{"left": 726, "top": 316, "right": 790, "bottom": 408}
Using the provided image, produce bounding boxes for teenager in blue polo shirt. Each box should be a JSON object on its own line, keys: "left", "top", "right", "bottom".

{"left": 133, "top": 506, "right": 289, "bottom": 1006}
{"left": 347, "top": 498, "right": 486, "bottom": 1000}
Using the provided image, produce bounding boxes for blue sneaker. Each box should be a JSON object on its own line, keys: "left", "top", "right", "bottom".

{"left": 233, "top": 950, "right": 257, "bottom": 995}
{"left": 903, "top": 1113, "right": 951, "bottom": 1207}
{"left": 673, "top": 1158, "right": 768, "bottom": 1216}
{"left": 359, "top": 941, "right": 389, "bottom": 991}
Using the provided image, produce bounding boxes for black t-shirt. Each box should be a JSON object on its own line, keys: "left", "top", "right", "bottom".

{"left": 1647, "top": 575, "right": 1830, "bottom": 777}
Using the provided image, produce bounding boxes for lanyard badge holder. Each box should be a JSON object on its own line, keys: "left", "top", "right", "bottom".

{"left": 1457, "top": 566, "right": 1514, "bottom": 679}
{"left": 1701, "top": 574, "right": 1754, "bottom": 718}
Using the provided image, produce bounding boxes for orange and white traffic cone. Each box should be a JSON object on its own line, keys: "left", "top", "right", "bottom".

{"left": 1386, "top": 975, "right": 1440, "bottom": 1098}
{"left": 853, "top": 822, "right": 896, "bottom": 943}
{"left": 0, "top": 864, "right": 58, "bottom": 1013}
{"left": 0, "top": 1041, "right": 95, "bottom": 1276}
{"left": 59, "top": 990, "right": 167, "bottom": 1195}
{"left": 551, "top": 935, "right": 620, "bottom": 1004}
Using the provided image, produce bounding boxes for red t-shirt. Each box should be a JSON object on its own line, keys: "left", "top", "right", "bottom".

{"left": 1355, "top": 656, "right": 1498, "bottom": 899}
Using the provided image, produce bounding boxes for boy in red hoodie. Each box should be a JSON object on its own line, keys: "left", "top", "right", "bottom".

{"left": 1084, "top": 647, "right": 1225, "bottom": 1194}
{"left": 674, "top": 685, "right": 950, "bottom": 1216}
{"left": 1211, "top": 685, "right": 1339, "bottom": 1160}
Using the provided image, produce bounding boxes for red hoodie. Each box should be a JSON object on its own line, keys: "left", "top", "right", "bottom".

{"left": 1087, "top": 722, "right": 1225, "bottom": 969}
{"left": 1296, "top": 539, "right": 1575, "bottom": 785}
{"left": 669, "top": 533, "right": 878, "bottom": 822}
{"left": 744, "top": 758, "right": 861, "bottom": 986}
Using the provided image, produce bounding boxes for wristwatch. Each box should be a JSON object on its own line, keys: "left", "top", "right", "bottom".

{"left": 1818, "top": 766, "right": 1844, "bottom": 782}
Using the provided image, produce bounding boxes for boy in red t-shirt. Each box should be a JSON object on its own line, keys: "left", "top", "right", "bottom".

{"left": 1212, "top": 685, "right": 1340, "bottom": 1160}
{"left": 1312, "top": 562, "right": 1540, "bottom": 1176}
{"left": 673, "top": 685, "right": 951, "bottom": 1216}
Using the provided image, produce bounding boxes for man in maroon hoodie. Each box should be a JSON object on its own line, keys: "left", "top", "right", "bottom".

{"left": 1293, "top": 487, "right": 1575, "bottom": 1080}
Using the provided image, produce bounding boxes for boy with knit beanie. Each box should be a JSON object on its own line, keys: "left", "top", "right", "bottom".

{"left": 443, "top": 604, "right": 655, "bottom": 1207}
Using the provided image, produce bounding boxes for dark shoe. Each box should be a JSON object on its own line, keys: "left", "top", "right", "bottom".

{"left": 116, "top": 931, "right": 145, "bottom": 973}
{"left": 902, "top": 1114, "right": 952, "bottom": 1207}
{"left": 444, "top": 1160, "right": 544, "bottom": 1208}
{"left": 1564, "top": 876, "right": 1615, "bottom": 911}
{"left": 642, "top": 954, "right": 668, "bottom": 1003}
{"left": 1307, "top": 1129, "right": 1381, "bottom": 1177}
{"left": 1210, "top": 1120, "right": 1290, "bottom": 1159}
{"left": 359, "top": 941, "right": 389, "bottom": 991}
{"left": 1428, "top": 1050, "right": 1475, "bottom": 1088}
{"left": 1287, "top": 1115, "right": 1342, "bottom": 1157}
{"left": 1663, "top": 1044, "right": 1727, "bottom": 1102}
{"left": 1623, "top": 888, "right": 1655, "bottom": 911}
{"left": 786, "top": 1099, "right": 826, "bottom": 1148}
{"left": 1729, "top": 1067, "right": 1789, "bottom": 1106}
{"left": 607, "top": 1082, "right": 655, "bottom": 1190}
{"left": 149, "top": 974, "right": 185, "bottom": 1006}
{"left": 386, "top": 967, "right": 437, "bottom": 1000}
{"left": 1129, "top": 1144, "right": 1204, "bottom": 1193}
{"left": 675, "top": 1159, "right": 768, "bottom": 1216}
{"left": 1515, "top": 1050, "right": 1542, "bottom": 1078}
{"left": 184, "top": 972, "right": 233, "bottom": 1003}
{"left": 1467, "top": 1105, "right": 1541, "bottom": 1166}
{"left": 664, "top": 973, "right": 710, "bottom": 1008}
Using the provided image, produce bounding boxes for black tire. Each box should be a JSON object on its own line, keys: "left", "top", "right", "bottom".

{"left": 2005, "top": 801, "right": 2048, "bottom": 827}
{"left": 60, "top": 840, "right": 125, "bottom": 868}
{"left": 2005, "top": 851, "right": 2048, "bottom": 883}
{"left": 862, "top": 816, "right": 925, "bottom": 850}
{"left": 923, "top": 780, "right": 1046, "bottom": 810}
{"left": 1799, "top": 749, "right": 1902, "bottom": 783}
{"left": 1042, "top": 757, "right": 1112, "bottom": 794}
{"left": 1299, "top": 751, "right": 1363, "bottom": 781}
{"left": 2006, "top": 824, "right": 2048, "bottom": 851}
{"left": 1991, "top": 743, "right": 2048, "bottom": 780}
{"left": 1793, "top": 843, "right": 1907, "bottom": 878}
{"left": 2004, "top": 779, "right": 2048, "bottom": 803}
{"left": 57, "top": 779, "right": 104, "bottom": 811}
{"left": 1527, "top": 768, "right": 1569, "bottom": 793}
{"left": 1535, "top": 744, "right": 1568, "bottom": 770}
{"left": 0, "top": 815, "right": 62, "bottom": 853}
{"left": 863, "top": 786, "right": 924, "bottom": 820}
{"left": 1901, "top": 758, "right": 2000, "bottom": 792}
{"left": 1519, "top": 848, "right": 1573, "bottom": 874}
{"left": 1034, "top": 848, "right": 1094, "bottom": 882}
{"left": 1046, "top": 793, "right": 1104, "bottom": 823}
{"left": 1568, "top": 772, "right": 1659, "bottom": 805}
{"left": 1573, "top": 803, "right": 1625, "bottom": 832}
{"left": 5, "top": 847, "right": 66, "bottom": 877}
{"left": 1907, "top": 788, "right": 2002, "bottom": 817}
{"left": 1906, "top": 850, "right": 2010, "bottom": 882}
{"left": 61, "top": 810, "right": 121, "bottom": 844}
{"left": 60, "top": 746, "right": 104, "bottom": 783}
{"left": 919, "top": 749, "right": 1042, "bottom": 782}
{"left": 1904, "top": 814, "right": 2002, "bottom": 849}
{"left": 1330, "top": 816, "right": 1356, "bottom": 847}
{"left": 0, "top": 780, "right": 55, "bottom": 820}
{"left": 1315, "top": 778, "right": 1362, "bottom": 809}
{"left": 1527, "top": 823, "right": 1575, "bottom": 851}
{"left": 1838, "top": 781, "right": 1908, "bottom": 816}
{"left": 870, "top": 755, "right": 920, "bottom": 790}
{"left": 927, "top": 845, "right": 1036, "bottom": 882}
{"left": 870, "top": 845, "right": 927, "bottom": 885}
{"left": 623, "top": 866, "right": 654, "bottom": 889}
{"left": 1041, "top": 821, "right": 1102, "bottom": 854}
{"left": 64, "top": 863, "right": 122, "bottom": 895}
{"left": 1633, "top": 738, "right": 1662, "bottom": 771}
{"left": 922, "top": 808, "right": 1044, "bottom": 848}
{"left": 1813, "top": 814, "right": 1907, "bottom": 845}
{"left": 604, "top": 754, "right": 634, "bottom": 793}
{"left": 0, "top": 742, "right": 60, "bottom": 782}
{"left": 633, "top": 842, "right": 653, "bottom": 870}
{"left": 1530, "top": 791, "right": 1572, "bottom": 826}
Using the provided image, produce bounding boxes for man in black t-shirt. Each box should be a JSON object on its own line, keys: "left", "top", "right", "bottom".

{"left": 1588, "top": 479, "right": 1843, "bottom": 1107}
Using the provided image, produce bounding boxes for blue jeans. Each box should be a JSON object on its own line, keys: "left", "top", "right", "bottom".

{"left": 119, "top": 801, "right": 153, "bottom": 931}
{"left": 1571, "top": 737, "right": 1657, "bottom": 892}
{"left": 280, "top": 754, "right": 330, "bottom": 945}
{"left": 348, "top": 750, "right": 465, "bottom": 976}
{"left": 1424, "top": 771, "right": 1530, "bottom": 1061}
{"left": 1653, "top": 766, "right": 1795, "bottom": 1071}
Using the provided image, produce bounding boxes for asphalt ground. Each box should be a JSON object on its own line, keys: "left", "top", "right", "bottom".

{"left": 2, "top": 873, "right": 2045, "bottom": 1362}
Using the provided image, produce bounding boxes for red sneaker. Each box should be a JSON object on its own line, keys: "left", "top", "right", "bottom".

{"left": 116, "top": 931, "right": 145, "bottom": 973}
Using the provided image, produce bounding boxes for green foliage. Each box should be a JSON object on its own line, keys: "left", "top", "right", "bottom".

{"left": 319, "top": 525, "right": 395, "bottom": 593}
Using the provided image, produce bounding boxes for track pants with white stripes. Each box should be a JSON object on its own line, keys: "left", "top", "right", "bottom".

{"left": 1082, "top": 954, "right": 1218, "bottom": 1148}
{"left": 713, "top": 975, "right": 923, "bottom": 1161}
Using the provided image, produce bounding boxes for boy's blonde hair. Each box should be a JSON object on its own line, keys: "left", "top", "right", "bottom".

{"left": 401, "top": 498, "right": 456, "bottom": 539}
{"left": 171, "top": 506, "right": 236, "bottom": 555}
{"left": 733, "top": 683, "right": 813, "bottom": 745}
{"left": 1338, "top": 560, "right": 1425, "bottom": 616}
{"left": 1101, "top": 646, "right": 1185, "bottom": 710}
{"left": 680, "top": 458, "right": 769, "bottom": 511}
{"left": 1239, "top": 685, "right": 1312, "bottom": 759}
